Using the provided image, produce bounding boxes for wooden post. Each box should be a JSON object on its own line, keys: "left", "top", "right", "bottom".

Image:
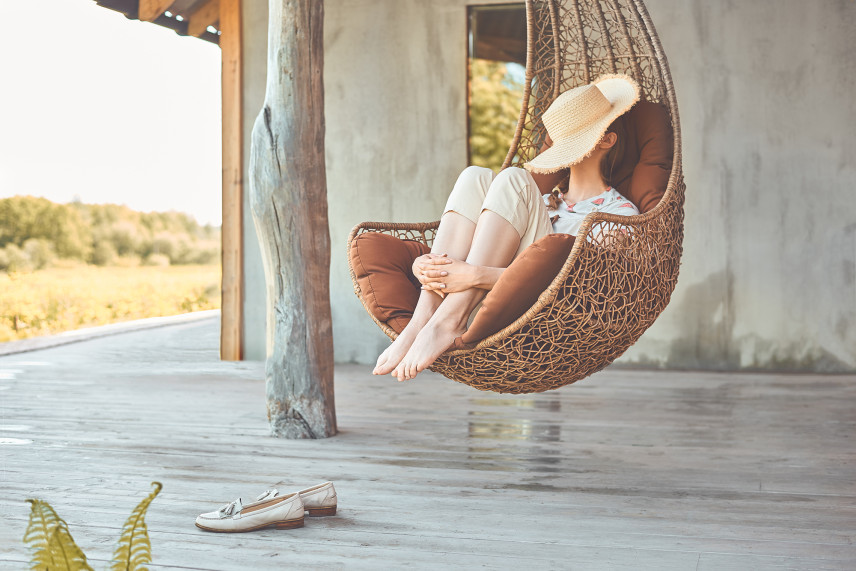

{"left": 220, "top": 0, "right": 244, "bottom": 361}
{"left": 248, "top": 0, "right": 336, "bottom": 438}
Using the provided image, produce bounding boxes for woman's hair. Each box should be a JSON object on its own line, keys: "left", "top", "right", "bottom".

{"left": 546, "top": 116, "right": 627, "bottom": 210}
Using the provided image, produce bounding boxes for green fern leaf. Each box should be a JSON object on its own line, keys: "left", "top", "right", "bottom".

{"left": 47, "top": 524, "right": 93, "bottom": 571}
{"left": 24, "top": 499, "right": 92, "bottom": 571}
{"left": 127, "top": 520, "right": 150, "bottom": 569}
{"left": 110, "top": 482, "right": 162, "bottom": 571}
{"left": 24, "top": 499, "right": 59, "bottom": 570}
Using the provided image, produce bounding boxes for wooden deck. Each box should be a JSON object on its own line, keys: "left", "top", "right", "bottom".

{"left": 1, "top": 316, "right": 854, "bottom": 570}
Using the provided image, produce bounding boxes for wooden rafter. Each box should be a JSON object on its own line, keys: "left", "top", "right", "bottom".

{"left": 139, "top": 0, "right": 177, "bottom": 22}
{"left": 188, "top": 0, "right": 220, "bottom": 37}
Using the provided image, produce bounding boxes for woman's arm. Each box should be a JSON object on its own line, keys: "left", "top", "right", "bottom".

{"left": 416, "top": 257, "right": 505, "bottom": 294}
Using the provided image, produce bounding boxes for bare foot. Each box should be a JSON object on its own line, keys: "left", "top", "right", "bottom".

{"left": 391, "top": 320, "right": 465, "bottom": 382}
{"left": 373, "top": 327, "right": 416, "bottom": 375}
{"left": 374, "top": 289, "right": 446, "bottom": 375}
{"left": 373, "top": 313, "right": 433, "bottom": 375}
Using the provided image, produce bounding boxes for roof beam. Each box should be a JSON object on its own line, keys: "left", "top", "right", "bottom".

{"left": 188, "top": 0, "right": 220, "bottom": 37}
{"left": 139, "top": 0, "right": 178, "bottom": 22}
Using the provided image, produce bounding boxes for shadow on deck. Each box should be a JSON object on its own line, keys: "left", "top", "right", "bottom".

{"left": 1, "top": 317, "right": 854, "bottom": 569}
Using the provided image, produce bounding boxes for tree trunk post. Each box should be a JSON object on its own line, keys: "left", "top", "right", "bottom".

{"left": 248, "top": 0, "right": 336, "bottom": 438}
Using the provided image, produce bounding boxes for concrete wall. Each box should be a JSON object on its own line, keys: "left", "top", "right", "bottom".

{"left": 241, "top": 0, "right": 509, "bottom": 362}
{"left": 241, "top": 0, "right": 856, "bottom": 372}
{"left": 240, "top": 0, "right": 269, "bottom": 360}
{"left": 619, "top": 0, "right": 856, "bottom": 372}
{"left": 326, "top": 0, "right": 504, "bottom": 363}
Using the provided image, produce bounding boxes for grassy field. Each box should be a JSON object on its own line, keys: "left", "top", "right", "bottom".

{"left": 0, "top": 265, "right": 220, "bottom": 342}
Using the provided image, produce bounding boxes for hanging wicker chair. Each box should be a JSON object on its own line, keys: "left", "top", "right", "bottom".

{"left": 347, "top": 0, "right": 684, "bottom": 394}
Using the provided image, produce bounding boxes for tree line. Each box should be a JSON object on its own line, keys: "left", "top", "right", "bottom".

{"left": 0, "top": 196, "right": 220, "bottom": 272}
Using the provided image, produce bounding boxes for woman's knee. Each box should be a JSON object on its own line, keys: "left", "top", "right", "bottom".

{"left": 491, "top": 166, "right": 528, "bottom": 186}
{"left": 481, "top": 167, "right": 541, "bottom": 236}
{"left": 455, "top": 165, "right": 495, "bottom": 189}
{"left": 487, "top": 167, "right": 532, "bottom": 200}
{"left": 447, "top": 166, "right": 494, "bottom": 206}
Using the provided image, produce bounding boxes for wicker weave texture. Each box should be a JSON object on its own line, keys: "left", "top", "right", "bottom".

{"left": 347, "top": 0, "right": 684, "bottom": 394}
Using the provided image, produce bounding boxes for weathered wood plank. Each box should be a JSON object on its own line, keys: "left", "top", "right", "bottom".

{"left": 4, "top": 493, "right": 856, "bottom": 561}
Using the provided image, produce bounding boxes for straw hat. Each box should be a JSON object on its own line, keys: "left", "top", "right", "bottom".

{"left": 524, "top": 74, "right": 640, "bottom": 174}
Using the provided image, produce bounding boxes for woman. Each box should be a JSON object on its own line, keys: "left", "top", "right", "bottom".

{"left": 374, "top": 74, "right": 641, "bottom": 382}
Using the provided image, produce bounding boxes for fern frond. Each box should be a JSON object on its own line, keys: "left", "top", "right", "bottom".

{"left": 24, "top": 499, "right": 92, "bottom": 571}
{"left": 127, "top": 520, "right": 150, "bottom": 569}
{"left": 47, "top": 524, "right": 93, "bottom": 571}
{"left": 110, "top": 482, "right": 162, "bottom": 571}
{"left": 24, "top": 499, "right": 60, "bottom": 570}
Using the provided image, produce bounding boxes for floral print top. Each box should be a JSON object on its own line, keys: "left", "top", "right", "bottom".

{"left": 543, "top": 187, "right": 639, "bottom": 236}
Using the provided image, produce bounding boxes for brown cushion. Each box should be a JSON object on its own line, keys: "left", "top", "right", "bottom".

{"left": 456, "top": 233, "right": 576, "bottom": 348}
{"left": 612, "top": 100, "right": 674, "bottom": 213}
{"left": 349, "top": 232, "right": 430, "bottom": 333}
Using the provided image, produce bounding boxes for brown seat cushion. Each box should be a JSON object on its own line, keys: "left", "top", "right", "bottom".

{"left": 456, "top": 233, "right": 576, "bottom": 348}
{"left": 349, "top": 232, "right": 430, "bottom": 333}
{"left": 611, "top": 100, "right": 674, "bottom": 213}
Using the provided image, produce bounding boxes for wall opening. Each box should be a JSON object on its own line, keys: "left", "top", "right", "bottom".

{"left": 467, "top": 4, "right": 526, "bottom": 171}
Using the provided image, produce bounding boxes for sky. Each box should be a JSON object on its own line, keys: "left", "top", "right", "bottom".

{"left": 0, "top": 0, "right": 223, "bottom": 225}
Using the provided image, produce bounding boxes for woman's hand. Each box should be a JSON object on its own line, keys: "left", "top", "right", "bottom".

{"left": 413, "top": 253, "right": 450, "bottom": 298}
{"left": 412, "top": 253, "right": 443, "bottom": 278}
{"left": 415, "top": 256, "right": 481, "bottom": 295}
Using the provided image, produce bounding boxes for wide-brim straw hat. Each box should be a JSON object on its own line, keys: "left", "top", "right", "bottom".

{"left": 524, "top": 74, "right": 640, "bottom": 174}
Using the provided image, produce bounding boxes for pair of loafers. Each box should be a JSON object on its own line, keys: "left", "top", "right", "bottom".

{"left": 195, "top": 481, "right": 337, "bottom": 533}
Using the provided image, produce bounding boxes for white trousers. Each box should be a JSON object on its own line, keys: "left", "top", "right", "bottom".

{"left": 443, "top": 166, "right": 553, "bottom": 259}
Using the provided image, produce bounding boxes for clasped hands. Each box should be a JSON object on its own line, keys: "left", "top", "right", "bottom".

{"left": 412, "top": 253, "right": 479, "bottom": 299}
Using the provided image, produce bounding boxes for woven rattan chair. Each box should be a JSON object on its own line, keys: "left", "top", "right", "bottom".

{"left": 347, "top": 0, "right": 684, "bottom": 394}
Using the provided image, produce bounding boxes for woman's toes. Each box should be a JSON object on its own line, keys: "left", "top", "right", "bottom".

{"left": 395, "top": 360, "right": 413, "bottom": 382}
{"left": 373, "top": 356, "right": 386, "bottom": 375}
{"left": 374, "top": 344, "right": 403, "bottom": 375}
{"left": 374, "top": 350, "right": 391, "bottom": 371}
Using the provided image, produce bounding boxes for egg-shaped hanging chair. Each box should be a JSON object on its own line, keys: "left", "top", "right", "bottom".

{"left": 347, "top": 0, "right": 684, "bottom": 394}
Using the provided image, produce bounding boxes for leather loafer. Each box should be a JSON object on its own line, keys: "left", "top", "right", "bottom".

{"left": 195, "top": 491, "right": 304, "bottom": 532}
{"left": 256, "top": 481, "right": 337, "bottom": 517}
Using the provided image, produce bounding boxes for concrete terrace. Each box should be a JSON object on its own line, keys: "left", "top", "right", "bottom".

{"left": 1, "top": 315, "right": 854, "bottom": 569}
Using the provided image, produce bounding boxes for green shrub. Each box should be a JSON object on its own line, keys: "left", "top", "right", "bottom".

{"left": 0, "top": 243, "right": 33, "bottom": 272}
{"left": 91, "top": 241, "right": 118, "bottom": 267}
{"left": 23, "top": 239, "right": 56, "bottom": 270}
{"left": 142, "top": 253, "right": 170, "bottom": 267}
